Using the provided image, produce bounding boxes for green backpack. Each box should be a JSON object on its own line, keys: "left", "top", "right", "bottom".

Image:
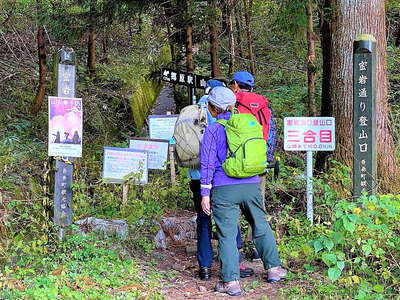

{"left": 217, "top": 113, "right": 267, "bottom": 178}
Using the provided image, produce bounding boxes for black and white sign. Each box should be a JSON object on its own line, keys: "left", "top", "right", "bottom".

{"left": 161, "top": 68, "right": 210, "bottom": 89}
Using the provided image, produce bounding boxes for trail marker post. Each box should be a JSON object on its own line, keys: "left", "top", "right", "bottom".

{"left": 53, "top": 47, "right": 76, "bottom": 239}
{"left": 353, "top": 34, "right": 377, "bottom": 197}
{"left": 284, "top": 117, "right": 335, "bottom": 225}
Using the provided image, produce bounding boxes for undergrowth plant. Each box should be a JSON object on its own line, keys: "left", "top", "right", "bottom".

{"left": 0, "top": 234, "right": 164, "bottom": 299}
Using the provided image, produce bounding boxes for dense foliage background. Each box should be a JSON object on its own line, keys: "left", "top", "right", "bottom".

{"left": 0, "top": 0, "right": 399, "bottom": 299}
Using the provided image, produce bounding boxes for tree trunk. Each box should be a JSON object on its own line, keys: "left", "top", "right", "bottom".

{"left": 243, "top": 0, "right": 255, "bottom": 75}
{"left": 87, "top": 0, "right": 96, "bottom": 77}
{"left": 331, "top": 0, "right": 399, "bottom": 192}
{"left": 209, "top": 0, "right": 221, "bottom": 78}
{"left": 234, "top": 2, "right": 244, "bottom": 59}
{"left": 395, "top": 22, "right": 400, "bottom": 47}
{"left": 315, "top": 0, "right": 333, "bottom": 171}
{"left": 306, "top": 1, "right": 317, "bottom": 117}
{"left": 32, "top": 0, "right": 47, "bottom": 115}
{"left": 31, "top": 25, "right": 47, "bottom": 115}
{"left": 166, "top": 23, "right": 176, "bottom": 69}
{"left": 185, "top": 23, "right": 194, "bottom": 72}
{"left": 226, "top": 0, "right": 235, "bottom": 76}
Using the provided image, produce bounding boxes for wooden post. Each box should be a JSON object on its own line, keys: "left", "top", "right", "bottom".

{"left": 54, "top": 47, "right": 76, "bottom": 239}
{"left": 166, "top": 111, "right": 176, "bottom": 184}
{"left": 122, "top": 184, "right": 129, "bottom": 207}
{"left": 353, "top": 34, "right": 377, "bottom": 197}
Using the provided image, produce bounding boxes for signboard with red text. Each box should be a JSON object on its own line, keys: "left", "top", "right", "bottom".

{"left": 284, "top": 117, "right": 335, "bottom": 151}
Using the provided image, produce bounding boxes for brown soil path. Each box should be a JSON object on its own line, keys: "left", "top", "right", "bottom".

{"left": 151, "top": 239, "right": 289, "bottom": 299}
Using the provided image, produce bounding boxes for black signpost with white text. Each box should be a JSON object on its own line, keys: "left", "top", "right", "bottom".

{"left": 160, "top": 68, "right": 210, "bottom": 105}
{"left": 353, "top": 34, "right": 377, "bottom": 197}
{"left": 53, "top": 47, "right": 76, "bottom": 239}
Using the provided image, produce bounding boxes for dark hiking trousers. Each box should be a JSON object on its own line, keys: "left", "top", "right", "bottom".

{"left": 190, "top": 180, "right": 242, "bottom": 268}
{"left": 212, "top": 183, "right": 281, "bottom": 282}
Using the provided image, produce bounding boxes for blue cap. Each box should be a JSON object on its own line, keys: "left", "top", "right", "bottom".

{"left": 232, "top": 71, "right": 255, "bottom": 87}
{"left": 206, "top": 79, "right": 225, "bottom": 88}
{"left": 205, "top": 79, "right": 225, "bottom": 94}
{"left": 207, "top": 86, "right": 236, "bottom": 110}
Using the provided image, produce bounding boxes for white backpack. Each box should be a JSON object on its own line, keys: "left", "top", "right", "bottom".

{"left": 173, "top": 104, "right": 208, "bottom": 168}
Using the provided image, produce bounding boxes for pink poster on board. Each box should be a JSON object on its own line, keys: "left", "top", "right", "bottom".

{"left": 48, "top": 96, "right": 83, "bottom": 157}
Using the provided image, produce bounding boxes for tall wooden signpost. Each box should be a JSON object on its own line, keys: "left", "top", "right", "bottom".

{"left": 353, "top": 35, "right": 377, "bottom": 197}
{"left": 54, "top": 47, "right": 76, "bottom": 239}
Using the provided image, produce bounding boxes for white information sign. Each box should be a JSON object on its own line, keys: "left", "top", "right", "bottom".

{"left": 102, "top": 147, "right": 148, "bottom": 184}
{"left": 284, "top": 117, "right": 335, "bottom": 151}
{"left": 148, "top": 115, "right": 178, "bottom": 143}
{"left": 129, "top": 138, "right": 169, "bottom": 170}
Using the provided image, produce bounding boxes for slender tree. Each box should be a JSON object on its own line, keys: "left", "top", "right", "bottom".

{"left": 306, "top": 0, "right": 317, "bottom": 117}
{"left": 87, "top": 0, "right": 96, "bottom": 77}
{"left": 243, "top": 0, "right": 255, "bottom": 74}
{"left": 234, "top": 1, "right": 244, "bottom": 59}
{"left": 31, "top": 0, "right": 47, "bottom": 115}
{"left": 185, "top": 23, "right": 194, "bottom": 72}
{"left": 225, "top": 0, "right": 236, "bottom": 75}
{"left": 182, "top": 0, "right": 194, "bottom": 72}
{"left": 208, "top": 0, "right": 221, "bottom": 77}
{"left": 330, "top": 0, "right": 399, "bottom": 192}
{"left": 315, "top": 0, "right": 333, "bottom": 171}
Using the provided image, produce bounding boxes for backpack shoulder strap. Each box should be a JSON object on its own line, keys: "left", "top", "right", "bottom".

{"left": 199, "top": 103, "right": 208, "bottom": 126}
{"left": 216, "top": 119, "right": 227, "bottom": 126}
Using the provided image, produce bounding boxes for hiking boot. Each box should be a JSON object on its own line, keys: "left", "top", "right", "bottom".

{"left": 251, "top": 249, "right": 261, "bottom": 261}
{"left": 199, "top": 267, "right": 212, "bottom": 281}
{"left": 239, "top": 264, "right": 254, "bottom": 278}
{"left": 215, "top": 280, "right": 242, "bottom": 296}
{"left": 266, "top": 266, "right": 287, "bottom": 283}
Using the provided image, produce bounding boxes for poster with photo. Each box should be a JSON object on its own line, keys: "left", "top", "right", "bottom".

{"left": 48, "top": 96, "right": 83, "bottom": 157}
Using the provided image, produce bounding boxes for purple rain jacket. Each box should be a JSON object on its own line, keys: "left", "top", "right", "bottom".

{"left": 200, "top": 112, "right": 260, "bottom": 197}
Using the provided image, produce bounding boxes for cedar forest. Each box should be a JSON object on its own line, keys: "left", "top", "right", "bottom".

{"left": 0, "top": 0, "right": 400, "bottom": 299}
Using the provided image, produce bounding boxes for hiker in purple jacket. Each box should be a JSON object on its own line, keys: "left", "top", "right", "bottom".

{"left": 200, "top": 86, "right": 287, "bottom": 296}
{"left": 189, "top": 79, "right": 254, "bottom": 281}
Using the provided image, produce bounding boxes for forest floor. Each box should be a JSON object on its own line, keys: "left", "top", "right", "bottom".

{"left": 131, "top": 210, "right": 299, "bottom": 300}
{"left": 148, "top": 241, "right": 286, "bottom": 299}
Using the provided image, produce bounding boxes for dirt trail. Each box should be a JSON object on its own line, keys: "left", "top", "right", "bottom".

{"left": 151, "top": 238, "right": 287, "bottom": 299}
{"left": 151, "top": 83, "right": 176, "bottom": 115}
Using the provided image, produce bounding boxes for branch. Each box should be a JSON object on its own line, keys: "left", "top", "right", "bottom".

{"left": 0, "top": 72, "right": 18, "bottom": 83}
{"left": 220, "top": 44, "right": 306, "bottom": 74}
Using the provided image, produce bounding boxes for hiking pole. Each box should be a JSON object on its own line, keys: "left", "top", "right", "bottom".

{"left": 265, "top": 161, "right": 280, "bottom": 181}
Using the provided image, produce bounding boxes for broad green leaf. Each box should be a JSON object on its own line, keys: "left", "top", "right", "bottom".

{"left": 336, "top": 261, "right": 345, "bottom": 271}
{"left": 373, "top": 284, "right": 384, "bottom": 293}
{"left": 313, "top": 240, "right": 323, "bottom": 253}
{"left": 343, "top": 219, "right": 356, "bottom": 233}
{"left": 321, "top": 253, "right": 337, "bottom": 266}
{"left": 362, "top": 244, "right": 372, "bottom": 256}
{"left": 323, "top": 239, "right": 334, "bottom": 251}
{"left": 335, "top": 210, "right": 343, "bottom": 218}
{"left": 328, "top": 267, "right": 342, "bottom": 281}
{"left": 354, "top": 257, "right": 361, "bottom": 263}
